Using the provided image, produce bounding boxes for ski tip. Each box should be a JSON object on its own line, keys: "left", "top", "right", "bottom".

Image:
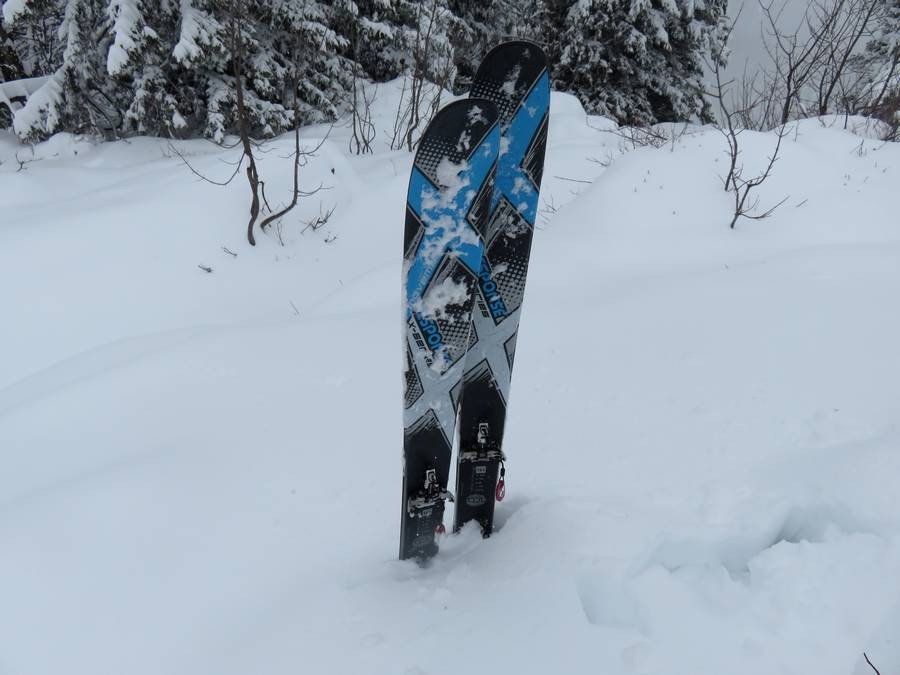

{"left": 476, "top": 40, "right": 548, "bottom": 73}
{"left": 425, "top": 98, "right": 500, "bottom": 128}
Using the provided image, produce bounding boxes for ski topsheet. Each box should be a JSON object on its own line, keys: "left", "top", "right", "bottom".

{"left": 400, "top": 99, "right": 500, "bottom": 561}
{"left": 453, "top": 41, "right": 550, "bottom": 536}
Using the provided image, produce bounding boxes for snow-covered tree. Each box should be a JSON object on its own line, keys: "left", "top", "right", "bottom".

{"left": 259, "top": 0, "right": 354, "bottom": 122}
{"left": 552, "top": 0, "right": 727, "bottom": 125}
{"left": 112, "top": 1, "right": 186, "bottom": 136}
{"left": 4, "top": 0, "right": 123, "bottom": 140}
{"left": 1, "top": 14, "right": 24, "bottom": 127}
{"left": 2, "top": 0, "right": 65, "bottom": 76}
{"left": 2, "top": 0, "right": 357, "bottom": 141}
{"left": 348, "top": 0, "right": 456, "bottom": 86}
{"left": 1, "top": 13, "right": 26, "bottom": 82}
{"left": 3, "top": 0, "right": 735, "bottom": 140}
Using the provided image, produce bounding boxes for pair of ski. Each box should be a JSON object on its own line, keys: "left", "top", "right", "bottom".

{"left": 400, "top": 41, "right": 550, "bottom": 561}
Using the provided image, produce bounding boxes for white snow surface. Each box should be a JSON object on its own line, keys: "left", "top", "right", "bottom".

{"left": 2, "top": 87, "right": 900, "bottom": 675}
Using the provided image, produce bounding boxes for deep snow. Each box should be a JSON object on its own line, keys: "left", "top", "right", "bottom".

{"left": 1, "top": 83, "right": 899, "bottom": 675}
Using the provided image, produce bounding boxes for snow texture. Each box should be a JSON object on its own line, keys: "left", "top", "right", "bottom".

{"left": 11, "top": 69, "right": 64, "bottom": 137}
{"left": 1, "top": 0, "right": 28, "bottom": 23}
{"left": 0, "top": 75, "right": 49, "bottom": 111}
{"left": 1, "top": 90, "right": 899, "bottom": 675}
{"left": 172, "top": 0, "right": 221, "bottom": 64}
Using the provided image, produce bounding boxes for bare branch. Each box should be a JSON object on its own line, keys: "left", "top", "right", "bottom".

{"left": 727, "top": 124, "right": 790, "bottom": 228}
{"left": 708, "top": 10, "right": 790, "bottom": 229}
{"left": 864, "top": 653, "right": 881, "bottom": 675}
{"left": 302, "top": 203, "right": 336, "bottom": 233}
{"left": 390, "top": 0, "right": 452, "bottom": 151}
{"left": 552, "top": 175, "right": 592, "bottom": 185}
{"left": 169, "top": 142, "right": 243, "bottom": 186}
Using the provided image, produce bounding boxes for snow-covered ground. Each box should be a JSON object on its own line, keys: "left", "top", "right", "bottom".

{"left": 2, "top": 84, "right": 899, "bottom": 675}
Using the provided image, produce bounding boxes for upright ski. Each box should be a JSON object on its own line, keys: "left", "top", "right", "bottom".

{"left": 400, "top": 99, "right": 500, "bottom": 561}
{"left": 454, "top": 41, "right": 550, "bottom": 536}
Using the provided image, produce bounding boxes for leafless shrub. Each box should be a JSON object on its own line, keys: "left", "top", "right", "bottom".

{"left": 587, "top": 151, "right": 615, "bottom": 168}
{"left": 347, "top": 30, "right": 378, "bottom": 156}
{"left": 390, "top": 0, "right": 455, "bottom": 151}
{"left": 220, "top": 0, "right": 263, "bottom": 246}
{"left": 709, "top": 12, "right": 790, "bottom": 229}
{"left": 302, "top": 204, "right": 336, "bottom": 233}
{"left": 170, "top": 0, "right": 331, "bottom": 247}
{"left": 605, "top": 125, "right": 670, "bottom": 150}
{"left": 538, "top": 196, "right": 559, "bottom": 226}
{"left": 14, "top": 150, "right": 36, "bottom": 172}
{"left": 349, "top": 74, "right": 377, "bottom": 155}
{"left": 741, "top": 0, "right": 885, "bottom": 129}
{"left": 587, "top": 120, "right": 693, "bottom": 161}
{"left": 814, "top": 0, "right": 883, "bottom": 115}
{"left": 725, "top": 125, "right": 790, "bottom": 229}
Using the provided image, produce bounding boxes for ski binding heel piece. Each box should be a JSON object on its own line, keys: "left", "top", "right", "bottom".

{"left": 407, "top": 468, "right": 454, "bottom": 516}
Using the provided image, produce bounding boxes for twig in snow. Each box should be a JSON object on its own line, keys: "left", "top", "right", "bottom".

{"left": 864, "top": 653, "right": 880, "bottom": 675}
{"left": 302, "top": 204, "right": 336, "bottom": 233}
{"left": 587, "top": 153, "right": 614, "bottom": 168}
{"left": 15, "top": 152, "right": 36, "bottom": 172}
{"left": 553, "top": 175, "right": 592, "bottom": 185}
{"left": 169, "top": 142, "right": 242, "bottom": 186}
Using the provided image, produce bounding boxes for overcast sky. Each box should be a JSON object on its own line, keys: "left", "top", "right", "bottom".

{"left": 725, "top": 0, "right": 812, "bottom": 80}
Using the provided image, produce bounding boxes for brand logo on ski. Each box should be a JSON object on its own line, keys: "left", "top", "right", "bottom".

{"left": 478, "top": 259, "right": 508, "bottom": 319}
{"left": 415, "top": 313, "right": 446, "bottom": 354}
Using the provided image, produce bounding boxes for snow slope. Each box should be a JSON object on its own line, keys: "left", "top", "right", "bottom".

{"left": 2, "top": 84, "right": 900, "bottom": 675}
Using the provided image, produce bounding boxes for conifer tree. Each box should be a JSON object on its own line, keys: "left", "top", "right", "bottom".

{"left": 553, "top": 0, "right": 726, "bottom": 125}
{"left": 2, "top": 0, "right": 65, "bottom": 76}
{"left": 1, "top": 14, "right": 26, "bottom": 82}
{"left": 3, "top": 0, "right": 734, "bottom": 140}
{"left": 5, "top": 0, "right": 122, "bottom": 139}
{"left": 2, "top": 0, "right": 356, "bottom": 140}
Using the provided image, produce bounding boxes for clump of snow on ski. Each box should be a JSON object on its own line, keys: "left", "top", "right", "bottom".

{"left": 412, "top": 277, "right": 471, "bottom": 321}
